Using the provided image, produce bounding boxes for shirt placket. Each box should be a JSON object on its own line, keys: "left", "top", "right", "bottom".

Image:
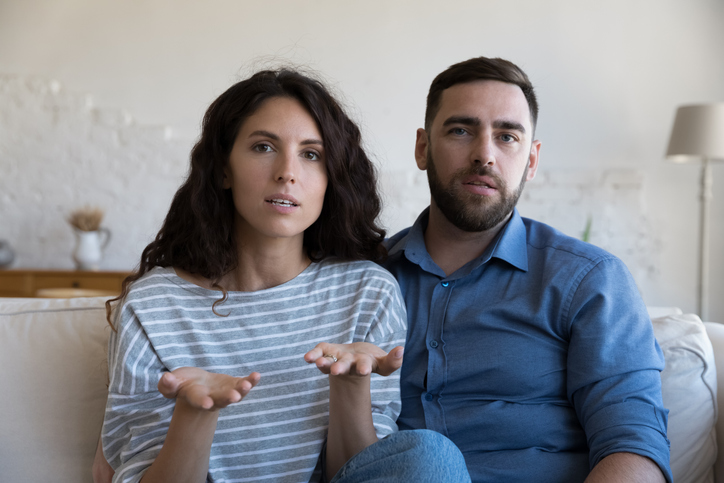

{"left": 422, "top": 277, "right": 454, "bottom": 433}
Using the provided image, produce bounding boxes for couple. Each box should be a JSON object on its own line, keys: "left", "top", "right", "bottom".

{"left": 94, "top": 57, "right": 671, "bottom": 482}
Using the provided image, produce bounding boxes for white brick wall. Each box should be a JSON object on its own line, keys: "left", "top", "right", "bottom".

{"left": 1, "top": 75, "right": 660, "bottom": 294}
{"left": 0, "top": 75, "right": 191, "bottom": 269}
{"left": 519, "top": 169, "right": 661, "bottom": 296}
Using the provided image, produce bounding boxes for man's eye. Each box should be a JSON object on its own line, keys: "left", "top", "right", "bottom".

{"left": 500, "top": 134, "right": 516, "bottom": 142}
{"left": 451, "top": 128, "right": 467, "bottom": 136}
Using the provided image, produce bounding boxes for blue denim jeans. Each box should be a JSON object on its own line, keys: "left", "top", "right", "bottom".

{"left": 330, "top": 429, "right": 471, "bottom": 482}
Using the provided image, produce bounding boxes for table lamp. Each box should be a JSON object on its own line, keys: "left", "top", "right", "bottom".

{"left": 666, "top": 103, "right": 724, "bottom": 321}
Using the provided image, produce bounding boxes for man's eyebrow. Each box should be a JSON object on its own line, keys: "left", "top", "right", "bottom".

{"left": 249, "top": 130, "right": 323, "bottom": 146}
{"left": 493, "top": 120, "right": 526, "bottom": 134}
{"left": 442, "top": 116, "right": 480, "bottom": 127}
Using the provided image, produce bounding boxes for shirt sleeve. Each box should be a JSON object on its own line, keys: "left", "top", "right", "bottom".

{"left": 356, "top": 269, "right": 408, "bottom": 439}
{"left": 565, "top": 257, "right": 672, "bottom": 482}
{"left": 102, "top": 305, "right": 174, "bottom": 483}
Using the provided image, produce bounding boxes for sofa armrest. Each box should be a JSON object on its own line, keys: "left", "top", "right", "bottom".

{"left": 0, "top": 296, "right": 111, "bottom": 482}
{"left": 705, "top": 322, "right": 724, "bottom": 483}
{"left": 653, "top": 313, "right": 717, "bottom": 482}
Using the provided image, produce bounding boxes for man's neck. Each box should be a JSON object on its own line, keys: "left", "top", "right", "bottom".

{"left": 423, "top": 205, "right": 511, "bottom": 277}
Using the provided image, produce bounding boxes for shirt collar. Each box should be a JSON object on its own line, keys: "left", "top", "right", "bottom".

{"left": 387, "top": 208, "right": 446, "bottom": 277}
{"left": 492, "top": 208, "right": 528, "bottom": 272}
{"left": 388, "top": 207, "right": 529, "bottom": 277}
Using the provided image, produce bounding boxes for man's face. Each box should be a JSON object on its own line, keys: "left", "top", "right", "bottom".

{"left": 416, "top": 80, "right": 541, "bottom": 233}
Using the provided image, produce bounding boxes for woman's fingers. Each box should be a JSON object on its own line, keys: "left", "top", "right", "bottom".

{"left": 376, "top": 346, "right": 404, "bottom": 376}
{"left": 158, "top": 372, "right": 182, "bottom": 398}
{"left": 305, "top": 342, "right": 403, "bottom": 377}
{"left": 237, "top": 372, "right": 261, "bottom": 396}
{"left": 328, "top": 353, "right": 372, "bottom": 376}
{"left": 313, "top": 348, "right": 374, "bottom": 376}
{"left": 159, "top": 367, "right": 261, "bottom": 410}
{"left": 303, "top": 344, "right": 326, "bottom": 363}
{"left": 305, "top": 343, "right": 341, "bottom": 374}
{"left": 185, "top": 384, "right": 216, "bottom": 410}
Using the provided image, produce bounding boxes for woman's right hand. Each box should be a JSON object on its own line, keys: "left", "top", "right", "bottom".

{"left": 157, "top": 367, "right": 261, "bottom": 411}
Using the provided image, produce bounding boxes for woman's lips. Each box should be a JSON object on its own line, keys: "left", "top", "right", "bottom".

{"left": 265, "top": 193, "right": 300, "bottom": 206}
{"left": 265, "top": 193, "right": 300, "bottom": 212}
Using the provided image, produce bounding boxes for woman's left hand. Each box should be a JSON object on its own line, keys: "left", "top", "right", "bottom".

{"left": 304, "top": 342, "right": 403, "bottom": 377}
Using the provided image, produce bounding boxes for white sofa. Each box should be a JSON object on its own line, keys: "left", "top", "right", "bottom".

{"left": 0, "top": 296, "right": 721, "bottom": 482}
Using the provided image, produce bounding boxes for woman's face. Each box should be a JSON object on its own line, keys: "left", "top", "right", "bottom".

{"left": 223, "top": 96, "right": 328, "bottom": 247}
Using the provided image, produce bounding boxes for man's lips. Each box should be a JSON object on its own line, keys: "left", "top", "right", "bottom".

{"left": 462, "top": 175, "right": 498, "bottom": 190}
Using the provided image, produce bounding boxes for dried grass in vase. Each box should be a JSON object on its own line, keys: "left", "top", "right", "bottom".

{"left": 68, "top": 207, "right": 104, "bottom": 232}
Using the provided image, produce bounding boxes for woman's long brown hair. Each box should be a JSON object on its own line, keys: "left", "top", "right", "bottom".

{"left": 106, "top": 69, "right": 386, "bottom": 328}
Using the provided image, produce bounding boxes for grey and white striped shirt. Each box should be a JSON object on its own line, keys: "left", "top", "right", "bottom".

{"left": 103, "top": 259, "right": 407, "bottom": 483}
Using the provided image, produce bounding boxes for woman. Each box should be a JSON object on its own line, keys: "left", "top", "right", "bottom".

{"left": 99, "top": 69, "right": 409, "bottom": 483}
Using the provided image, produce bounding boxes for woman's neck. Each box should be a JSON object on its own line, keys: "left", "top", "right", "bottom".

{"left": 222, "top": 240, "right": 311, "bottom": 292}
{"left": 175, "top": 235, "right": 311, "bottom": 293}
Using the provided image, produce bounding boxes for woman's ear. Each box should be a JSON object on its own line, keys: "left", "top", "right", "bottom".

{"left": 222, "top": 167, "right": 232, "bottom": 189}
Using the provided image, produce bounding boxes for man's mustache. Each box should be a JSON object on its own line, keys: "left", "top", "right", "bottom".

{"left": 455, "top": 165, "right": 506, "bottom": 189}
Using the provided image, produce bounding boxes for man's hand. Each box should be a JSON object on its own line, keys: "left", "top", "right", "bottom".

{"left": 158, "top": 367, "right": 261, "bottom": 411}
{"left": 304, "top": 342, "right": 404, "bottom": 377}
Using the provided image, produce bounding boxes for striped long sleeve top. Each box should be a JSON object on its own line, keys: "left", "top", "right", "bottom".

{"left": 102, "top": 259, "right": 407, "bottom": 483}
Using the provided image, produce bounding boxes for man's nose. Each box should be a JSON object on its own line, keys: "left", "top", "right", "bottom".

{"left": 274, "top": 150, "right": 297, "bottom": 183}
{"left": 472, "top": 135, "right": 495, "bottom": 166}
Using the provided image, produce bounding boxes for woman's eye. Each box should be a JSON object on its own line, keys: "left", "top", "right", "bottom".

{"left": 253, "top": 144, "right": 272, "bottom": 153}
{"left": 303, "top": 151, "right": 320, "bottom": 161}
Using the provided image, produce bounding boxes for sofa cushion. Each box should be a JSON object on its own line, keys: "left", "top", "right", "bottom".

{"left": 653, "top": 313, "right": 717, "bottom": 483}
{"left": 0, "top": 296, "right": 111, "bottom": 483}
{"left": 704, "top": 321, "right": 724, "bottom": 483}
{"left": 647, "top": 306, "right": 684, "bottom": 319}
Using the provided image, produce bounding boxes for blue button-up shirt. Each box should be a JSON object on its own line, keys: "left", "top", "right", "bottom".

{"left": 382, "top": 208, "right": 671, "bottom": 483}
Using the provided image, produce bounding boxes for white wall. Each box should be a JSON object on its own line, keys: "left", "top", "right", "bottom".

{"left": 0, "top": 0, "right": 722, "bottom": 319}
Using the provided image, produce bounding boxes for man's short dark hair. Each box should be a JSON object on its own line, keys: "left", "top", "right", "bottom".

{"left": 425, "top": 57, "right": 538, "bottom": 132}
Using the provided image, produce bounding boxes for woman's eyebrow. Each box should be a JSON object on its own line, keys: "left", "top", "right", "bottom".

{"left": 249, "top": 130, "right": 279, "bottom": 140}
{"left": 300, "top": 139, "right": 323, "bottom": 146}
{"left": 248, "top": 130, "right": 322, "bottom": 146}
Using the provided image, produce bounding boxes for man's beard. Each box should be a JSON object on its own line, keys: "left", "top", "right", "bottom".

{"left": 426, "top": 151, "right": 527, "bottom": 233}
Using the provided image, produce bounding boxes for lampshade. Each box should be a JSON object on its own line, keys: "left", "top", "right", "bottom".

{"left": 666, "top": 103, "right": 724, "bottom": 163}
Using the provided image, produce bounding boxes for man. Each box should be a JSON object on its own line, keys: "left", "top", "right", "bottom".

{"left": 381, "top": 56, "right": 671, "bottom": 482}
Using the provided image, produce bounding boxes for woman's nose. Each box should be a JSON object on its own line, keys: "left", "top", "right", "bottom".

{"left": 275, "top": 151, "right": 297, "bottom": 183}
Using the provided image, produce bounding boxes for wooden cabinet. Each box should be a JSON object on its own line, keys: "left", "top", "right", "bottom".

{"left": 0, "top": 269, "right": 131, "bottom": 297}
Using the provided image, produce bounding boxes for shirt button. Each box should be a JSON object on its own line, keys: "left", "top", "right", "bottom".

{"left": 425, "top": 393, "right": 434, "bottom": 401}
{"left": 441, "top": 282, "right": 449, "bottom": 287}
{"left": 429, "top": 340, "right": 439, "bottom": 349}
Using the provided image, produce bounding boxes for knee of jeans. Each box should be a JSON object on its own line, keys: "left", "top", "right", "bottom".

{"left": 398, "top": 429, "right": 465, "bottom": 463}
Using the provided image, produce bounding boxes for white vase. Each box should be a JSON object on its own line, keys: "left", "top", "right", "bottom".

{"left": 72, "top": 228, "right": 111, "bottom": 271}
{"left": 0, "top": 240, "right": 14, "bottom": 268}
